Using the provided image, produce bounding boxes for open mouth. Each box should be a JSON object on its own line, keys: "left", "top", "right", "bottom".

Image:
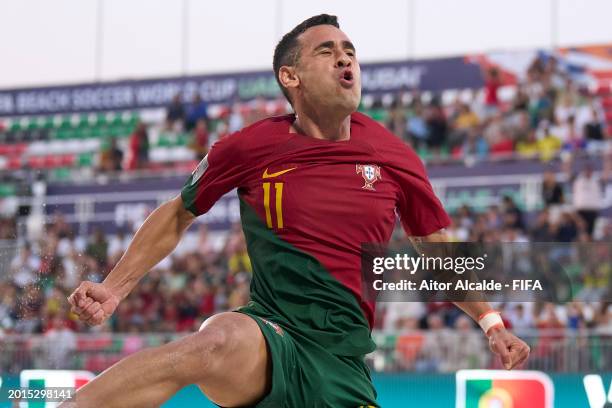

{"left": 339, "top": 69, "right": 354, "bottom": 88}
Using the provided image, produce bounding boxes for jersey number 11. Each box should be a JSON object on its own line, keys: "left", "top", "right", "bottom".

{"left": 263, "top": 182, "right": 284, "bottom": 229}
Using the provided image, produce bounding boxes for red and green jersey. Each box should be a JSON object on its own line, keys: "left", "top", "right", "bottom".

{"left": 181, "top": 113, "right": 450, "bottom": 356}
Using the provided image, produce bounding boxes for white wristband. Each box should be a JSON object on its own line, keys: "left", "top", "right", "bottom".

{"left": 478, "top": 310, "right": 504, "bottom": 336}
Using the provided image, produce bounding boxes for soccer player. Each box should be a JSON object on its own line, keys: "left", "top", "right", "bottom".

{"left": 64, "top": 14, "right": 529, "bottom": 408}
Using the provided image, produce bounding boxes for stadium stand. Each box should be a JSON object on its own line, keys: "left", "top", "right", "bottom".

{"left": 0, "top": 55, "right": 609, "bottom": 179}
{"left": 0, "top": 53, "right": 610, "bottom": 377}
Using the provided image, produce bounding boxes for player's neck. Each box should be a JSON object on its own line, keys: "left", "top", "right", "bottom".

{"left": 291, "top": 112, "right": 351, "bottom": 141}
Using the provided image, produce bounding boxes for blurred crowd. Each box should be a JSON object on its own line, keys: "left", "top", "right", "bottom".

{"left": 0, "top": 162, "right": 610, "bottom": 374}
{"left": 381, "top": 159, "right": 611, "bottom": 329}
{"left": 0, "top": 54, "right": 610, "bottom": 376}
{"left": 380, "top": 59, "right": 609, "bottom": 162}
{"left": 0, "top": 218, "right": 252, "bottom": 336}
{"left": 0, "top": 157, "right": 610, "bottom": 338}
{"left": 95, "top": 54, "right": 610, "bottom": 175}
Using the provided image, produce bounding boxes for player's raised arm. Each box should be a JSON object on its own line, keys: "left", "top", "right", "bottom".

{"left": 68, "top": 128, "right": 249, "bottom": 326}
{"left": 105, "top": 195, "right": 195, "bottom": 298}
{"left": 408, "top": 230, "right": 530, "bottom": 370}
{"left": 68, "top": 195, "right": 196, "bottom": 325}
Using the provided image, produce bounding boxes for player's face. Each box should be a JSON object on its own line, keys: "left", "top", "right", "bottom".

{"left": 294, "top": 25, "right": 361, "bottom": 114}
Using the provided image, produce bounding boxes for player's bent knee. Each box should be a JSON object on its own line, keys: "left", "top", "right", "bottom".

{"left": 193, "top": 313, "right": 271, "bottom": 406}
{"left": 167, "top": 324, "right": 232, "bottom": 385}
{"left": 180, "top": 313, "right": 251, "bottom": 379}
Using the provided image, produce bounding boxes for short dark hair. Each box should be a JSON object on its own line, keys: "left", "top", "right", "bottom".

{"left": 273, "top": 14, "right": 339, "bottom": 106}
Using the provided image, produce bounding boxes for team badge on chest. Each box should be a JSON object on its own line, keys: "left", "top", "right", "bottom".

{"left": 356, "top": 164, "right": 382, "bottom": 190}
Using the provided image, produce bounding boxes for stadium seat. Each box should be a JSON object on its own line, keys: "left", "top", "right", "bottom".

{"left": 26, "top": 141, "right": 47, "bottom": 156}
{"left": 0, "top": 145, "right": 9, "bottom": 155}
{"left": 77, "top": 152, "right": 94, "bottom": 167}
{"left": 43, "top": 155, "right": 63, "bottom": 168}
{"left": 7, "top": 156, "right": 21, "bottom": 169}
{"left": 60, "top": 154, "right": 77, "bottom": 167}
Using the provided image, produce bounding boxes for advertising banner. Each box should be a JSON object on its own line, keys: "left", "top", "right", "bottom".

{"left": 1, "top": 371, "right": 610, "bottom": 407}
{"left": 0, "top": 57, "right": 483, "bottom": 117}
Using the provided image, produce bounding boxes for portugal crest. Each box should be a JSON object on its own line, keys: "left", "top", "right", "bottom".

{"left": 356, "top": 164, "right": 381, "bottom": 190}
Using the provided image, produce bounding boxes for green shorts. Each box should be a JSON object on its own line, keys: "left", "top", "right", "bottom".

{"left": 235, "top": 309, "right": 379, "bottom": 408}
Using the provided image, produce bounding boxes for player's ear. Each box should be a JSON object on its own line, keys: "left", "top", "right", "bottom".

{"left": 278, "top": 66, "right": 299, "bottom": 91}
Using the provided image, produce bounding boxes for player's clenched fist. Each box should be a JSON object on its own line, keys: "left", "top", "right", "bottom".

{"left": 488, "top": 327, "right": 530, "bottom": 370}
{"left": 67, "top": 281, "right": 120, "bottom": 326}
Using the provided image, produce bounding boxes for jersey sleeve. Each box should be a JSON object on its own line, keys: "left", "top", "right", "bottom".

{"left": 389, "top": 148, "right": 451, "bottom": 236}
{"left": 181, "top": 131, "right": 248, "bottom": 216}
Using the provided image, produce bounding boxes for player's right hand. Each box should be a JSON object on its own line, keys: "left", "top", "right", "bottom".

{"left": 67, "top": 281, "right": 120, "bottom": 326}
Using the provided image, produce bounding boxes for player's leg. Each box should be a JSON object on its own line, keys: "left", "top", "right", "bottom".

{"left": 195, "top": 312, "right": 272, "bottom": 406}
{"left": 60, "top": 312, "right": 270, "bottom": 408}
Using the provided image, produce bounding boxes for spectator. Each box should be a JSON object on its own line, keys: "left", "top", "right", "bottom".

{"left": 512, "top": 86, "right": 530, "bottom": 112}
{"left": 383, "top": 302, "right": 426, "bottom": 332}
{"left": 127, "top": 122, "right": 149, "bottom": 170}
{"left": 86, "top": 227, "right": 109, "bottom": 268}
{"left": 553, "top": 212, "right": 579, "bottom": 242}
{"left": 501, "top": 196, "right": 525, "bottom": 231}
{"left": 417, "top": 314, "right": 452, "bottom": 371}
{"left": 185, "top": 94, "right": 208, "bottom": 131}
{"left": 484, "top": 205, "right": 503, "bottom": 231}
{"left": 227, "top": 272, "right": 250, "bottom": 309}
{"left": 542, "top": 170, "right": 564, "bottom": 207}
{"left": 542, "top": 170, "right": 565, "bottom": 223}
{"left": 0, "top": 217, "right": 17, "bottom": 240}
{"left": 555, "top": 86, "right": 577, "bottom": 124}
{"left": 571, "top": 165, "right": 604, "bottom": 237}
{"left": 228, "top": 101, "right": 244, "bottom": 133}
{"left": 507, "top": 304, "right": 535, "bottom": 331}
{"left": 395, "top": 316, "right": 424, "bottom": 370}
{"left": 537, "top": 126, "right": 562, "bottom": 161}
{"left": 425, "top": 98, "right": 448, "bottom": 157}
{"left": 98, "top": 137, "right": 124, "bottom": 173}
{"left": 561, "top": 124, "right": 587, "bottom": 153}
{"left": 48, "top": 212, "right": 73, "bottom": 240}
{"left": 596, "top": 304, "right": 612, "bottom": 334}
{"left": 483, "top": 113, "right": 513, "bottom": 157}
{"left": 246, "top": 96, "right": 269, "bottom": 125}
{"left": 165, "top": 93, "right": 185, "bottom": 131}
{"left": 454, "top": 103, "right": 479, "bottom": 131}
{"left": 483, "top": 67, "right": 502, "bottom": 116}
{"left": 227, "top": 234, "right": 251, "bottom": 275}
{"left": 9, "top": 243, "right": 40, "bottom": 288}
{"left": 553, "top": 115, "right": 578, "bottom": 145}
{"left": 530, "top": 210, "right": 553, "bottom": 242}
{"left": 584, "top": 106, "right": 606, "bottom": 151}
{"left": 456, "top": 129, "right": 489, "bottom": 159}
{"left": 529, "top": 303, "right": 565, "bottom": 369}
{"left": 516, "top": 129, "right": 539, "bottom": 158}
{"left": 450, "top": 103, "right": 480, "bottom": 150}
{"left": 189, "top": 119, "right": 209, "bottom": 160}
{"left": 387, "top": 97, "right": 407, "bottom": 142}
{"left": 574, "top": 99, "right": 600, "bottom": 139}
{"left": 406, "top": 104, "right": 427, "bottom": 148}
{"left": 42, "top": 315, "right": 76, "bottom": 369}
{"left": 446, "top": 315, "right": 487, "bottom": 371}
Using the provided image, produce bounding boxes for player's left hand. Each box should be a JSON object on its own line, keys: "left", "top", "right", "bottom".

{"left": 488, "top": 327, "right": 530, "bottom": 370}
